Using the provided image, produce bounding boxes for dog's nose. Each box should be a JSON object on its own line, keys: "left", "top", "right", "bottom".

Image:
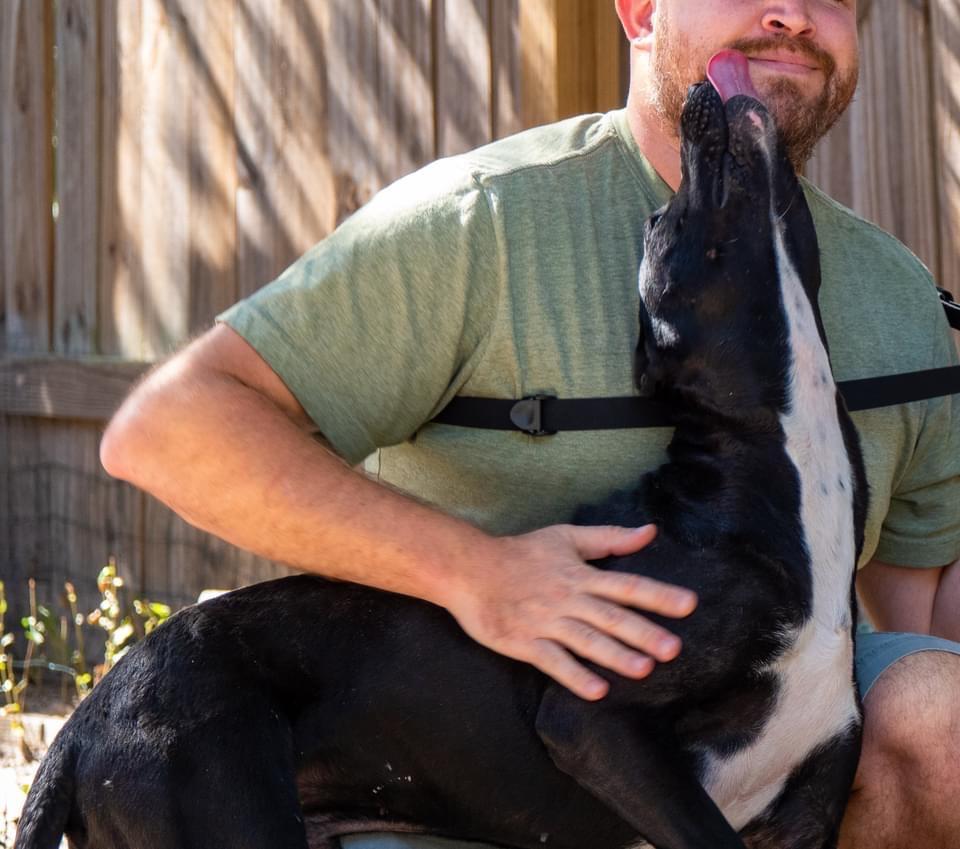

{"left": 680, "top": 84, "right": 728, "bottom": 195}
{"left": 681, "top": 83, "right": 724, "bottom": 145}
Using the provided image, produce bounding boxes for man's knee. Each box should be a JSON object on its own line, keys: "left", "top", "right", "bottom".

{"left": 858, "top": 650, "right": 960, "bottom": 785}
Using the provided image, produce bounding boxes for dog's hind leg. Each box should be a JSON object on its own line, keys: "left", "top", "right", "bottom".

{"left": 166, "top": 709, "right": 310, "bottom": 849}
{"left": 740, "top": 726, "right": 861, "bottom": 849}
{"left": 536, "top": 686, "right": 747, "bottom": 849}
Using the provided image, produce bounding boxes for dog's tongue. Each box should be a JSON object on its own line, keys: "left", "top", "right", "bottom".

{"left": 707, "top": 50, "right": 761, "bottom": 104}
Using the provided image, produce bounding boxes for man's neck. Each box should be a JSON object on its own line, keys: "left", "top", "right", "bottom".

{"left": 625, "top": 90, "right": 683, "bottom": 192}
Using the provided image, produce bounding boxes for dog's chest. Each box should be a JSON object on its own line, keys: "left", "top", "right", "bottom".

{"left": 700, "top": 219, "right": 860, "bottom": 829}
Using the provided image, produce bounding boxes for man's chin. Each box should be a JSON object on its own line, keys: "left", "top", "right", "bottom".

{"left": 754, "top": 82, "right": 832, "bottom": 165}
{"left": 652, "top": 72, "right": 847, "bottom": 168}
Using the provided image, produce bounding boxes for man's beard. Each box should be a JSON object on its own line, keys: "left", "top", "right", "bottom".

{"left": 649, "top": 19, "right": 859, "bottom": 169}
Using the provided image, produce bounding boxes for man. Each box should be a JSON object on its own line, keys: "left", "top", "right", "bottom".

{"left": 100, "top": 1, "right": 960, "bottom": 847}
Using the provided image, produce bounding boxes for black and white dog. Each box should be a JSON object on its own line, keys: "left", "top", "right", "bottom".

{"left": 16, "top": 53, "right": 866, "bottom": 849}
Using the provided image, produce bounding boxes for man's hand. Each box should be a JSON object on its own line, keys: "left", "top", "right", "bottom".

{"left": 447, "top": 524, "right": 698, "bottom": 701}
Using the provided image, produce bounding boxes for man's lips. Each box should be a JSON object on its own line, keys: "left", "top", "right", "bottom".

{"left": 748, "top": 53, "right": 820, "bottom": 75}
{"left": 707, "top": 47, "right": 823, "bottom": 105}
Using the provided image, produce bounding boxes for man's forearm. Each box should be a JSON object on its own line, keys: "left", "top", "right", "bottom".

{"left": 100, "top": 325, "right": 697, "bottom": 700}
{"left": 100, "top": 356, "right": 494, "bottom": 609}
{"left": 932, "top": 558, "right": 960, "bottom": 642}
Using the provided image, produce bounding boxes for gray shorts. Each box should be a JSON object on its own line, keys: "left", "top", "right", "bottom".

{"left": 340, "top": 631, "right": 960, "bottom": 849}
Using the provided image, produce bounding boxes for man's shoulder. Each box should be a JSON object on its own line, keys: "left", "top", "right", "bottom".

{"left": 463, "top": 112, "right": 621, "bottom": 180}
{"left": 351, "top": 113, "right": 622, "bottom": 229}
{"left": 801, "top": 178, "right": 933, "bottom": 285}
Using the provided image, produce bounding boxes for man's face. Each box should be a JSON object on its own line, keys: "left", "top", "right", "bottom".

{"left": 648, "top": 0, "right": 859, "bottom": 167}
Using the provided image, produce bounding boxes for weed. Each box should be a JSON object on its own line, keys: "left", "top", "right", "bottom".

{"left": 0, "top": 581, "right": 31, "bottom": 761}
{"left": 2, "top": 563, "right": 174, "bottom": 726}
{"left": 87, "top": 559, "right": 171, "bottom": 683}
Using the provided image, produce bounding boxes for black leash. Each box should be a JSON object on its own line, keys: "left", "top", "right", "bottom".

{"left": 432, "top": 294, "right": 960, "bottom": 436}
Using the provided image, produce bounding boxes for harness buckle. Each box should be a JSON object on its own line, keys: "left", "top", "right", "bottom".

{"left": 509, "top": 395, "right": 557, "bottom": 436}
{"left": 939, "top": 287, "right": 960, "bottom": 331}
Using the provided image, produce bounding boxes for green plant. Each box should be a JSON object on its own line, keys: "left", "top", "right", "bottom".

{"left": 0, "top": 580, "right": 31, "bottom": 760}
{"left": 64, "top": 582, "right": 90, "bottom": 694}
{"left": 86, "top": 560, "right": 171, "bottom": 680}
{"left": 2, "top": 563, "right": 175, "bottom": 710}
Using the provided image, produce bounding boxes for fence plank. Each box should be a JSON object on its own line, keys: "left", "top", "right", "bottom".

{"left": 518, "top": 0, "right": 556, "bottom": 130}
{"left": 55, "top": 0, "right": 100, "bottom": 355}
{"left": 0, "top": 356, "right": 147, "bottom": 420}
{"left": 0, "top": 4, "right": 7, "bottom": 353}
{"left": 0, "top": 415, "right": 10, "bottom": 592}
{"left": 932, "top": 0, "right": 960, "bottom": 297}
{"left": 807, "top": 2, "right": 939, "bottom": 279}
{"left": 378, "top": 0, "right": 436, "bottom": 182}
{"left": 594, "top": 0, "right": 626, "bottom": 111}
{"left": 854, "top": 0, "right": 938, "bottom": 274}
{"left": 1, "top": 0, "right": 54, "bottom": 355}
{"left": 322, "top": 0, "right": 384, "bottom": 223}
{"left": 234, "top": 0, "right": 335, "bottom": 299}
{"left": 139, "top": 0, "right": 191, "bottom": 356}
{"left": 436, "top": 0, "right": 491, "bottom": 156}
{"left": 555, "top": 0, "right": 595, "bottom": 118}
{"left": 491, "top": 0, "right": 522, "bottom": 140}
{"left": 5, "top": 418, "right": 52, "bottom": 607}
{"left": 179, "top": 0, "right": 239, "bottom": 332}
{"left": 98, "top": 0, "right": 147, "bottom": 358}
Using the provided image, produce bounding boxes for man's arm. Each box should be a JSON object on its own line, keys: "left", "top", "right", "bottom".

{"left": 100, "top": 323, "right": 697, "bottom": 700}
{"left": 857, "top": 558, "right": 960, "bottom": 641}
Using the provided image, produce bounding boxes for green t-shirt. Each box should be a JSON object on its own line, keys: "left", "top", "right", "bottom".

{"left": 220, "top": 109, "right": 960, "bottom": 570}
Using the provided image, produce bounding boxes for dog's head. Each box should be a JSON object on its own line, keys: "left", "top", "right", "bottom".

{"left": 635, "top": 51, "right": 823, "bottom": 422}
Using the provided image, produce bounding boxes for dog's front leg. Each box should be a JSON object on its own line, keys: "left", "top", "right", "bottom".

{"left": 535, "top": 685, "right": 747, "bottom": 849}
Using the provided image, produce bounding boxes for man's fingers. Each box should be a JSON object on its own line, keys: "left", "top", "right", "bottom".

{"left": 570, "top": 524, "right": 658, "bottom": 560}
{"left": 586, "top": 570, "right": 698, "bottom": 619}
{"left": 527, "top": 639, "right": 610, "bottom": 701}
{"left": 551, "top": 617, "right": 657, "bottom": 678}
{"left": 573, "top": 596, "right": 683, "bottom": 662}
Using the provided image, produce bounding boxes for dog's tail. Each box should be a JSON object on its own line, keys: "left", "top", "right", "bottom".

{"left": 13, "top": 736, "right": 76, "bottom": 849}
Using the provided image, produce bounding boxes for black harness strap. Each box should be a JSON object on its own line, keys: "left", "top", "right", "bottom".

{"left": 433, "top": 394, "right": 674, "bottom": 435}
{"left": 433, "top": 291, "right": 960, "bottom": 435}
{"left": 840, "top": 367, "right": 960, "bottom": 411}
{"left": 432, "top": 365, "right": 960, "bottom": 436}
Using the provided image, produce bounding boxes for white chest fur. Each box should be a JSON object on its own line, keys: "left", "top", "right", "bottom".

{"left": 699, "top": 176, "right": 860, "bottom": 829}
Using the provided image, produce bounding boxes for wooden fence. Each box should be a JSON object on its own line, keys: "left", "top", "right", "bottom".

{"left": 0, "top": 0, "right": 957, "bottom": 631}
{"left": 808, "top": 0, "right": 960, "bottom": 297}
{"left": 0, "top": 0, "right": 626, "bottom": 622}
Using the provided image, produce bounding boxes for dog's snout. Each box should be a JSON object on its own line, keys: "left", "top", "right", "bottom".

{"left": 681, "top": 83, "right": 725, "bottom": 147}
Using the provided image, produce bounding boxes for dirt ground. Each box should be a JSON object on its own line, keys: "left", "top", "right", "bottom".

{"left": 1, "top": 758, "right": 43, "bottom": 848}
{"left": 1, "top": 687, "right": 74, "bottom": 848}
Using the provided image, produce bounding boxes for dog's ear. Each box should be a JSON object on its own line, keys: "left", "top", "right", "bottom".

{"left": 634, "top": 301, "right": 662, "bottom": 397}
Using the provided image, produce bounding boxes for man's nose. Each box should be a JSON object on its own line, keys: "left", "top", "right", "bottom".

{"left": 761, "top": 2, "right": 816, "bottom": 38}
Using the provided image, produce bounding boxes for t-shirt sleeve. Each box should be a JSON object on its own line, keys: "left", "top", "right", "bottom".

{"left": 874, "top": 304, "right": 960, "bottom": 568}
{"left": 217, "top": 162, "right": 499, "bottom": 465}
